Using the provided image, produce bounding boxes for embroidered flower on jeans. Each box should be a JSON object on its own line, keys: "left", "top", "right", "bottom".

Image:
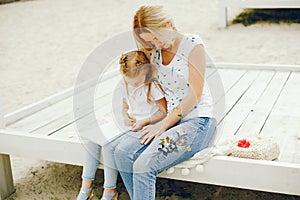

{"left": 176, "top": 135, "right": 190, "bottom": 151}
{"left": 186, "top": 146, "right": 191, "bottom": 152}
{"left": 158, "top": 136, "right": 178, "bottom": 156}
{"left": 176, "top": 129, "right": 186, "bottom": 136}
{"left": 158, "top": 133, "right": 192, "bottom": 157}
{"left": 177, "top": 138, "right": 187, "bottom": 146}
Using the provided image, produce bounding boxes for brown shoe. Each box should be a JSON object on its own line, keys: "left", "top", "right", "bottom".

{"left": 79, "top": 189, "right": 98, "bottom": 200}
{"left": 100, "top": 192, "right": 118, "bottom": 200}
{"left": 88, "top": 190, "right": 98, "bottom": 200}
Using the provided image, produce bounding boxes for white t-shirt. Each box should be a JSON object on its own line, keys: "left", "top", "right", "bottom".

{"left": 150, "top": 34, "right": 214, "bottom": 119}
{"left": 83, "top": 79, "right": 165, "bottom": 145}
{"left": 120, "top": 79, "right": 165, "bottom": 121}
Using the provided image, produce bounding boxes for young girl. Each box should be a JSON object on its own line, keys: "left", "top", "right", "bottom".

{"left": 77, "top": 50, "right": 167, "bottom": 200}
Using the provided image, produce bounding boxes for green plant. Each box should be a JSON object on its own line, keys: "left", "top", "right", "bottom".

{"left": 233, "top": 9, "right": 300, "bottom": 26}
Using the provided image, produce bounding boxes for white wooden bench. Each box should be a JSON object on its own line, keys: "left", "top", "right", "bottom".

{"left": 218, "top": 0, "right": 300, "bottom": 27}
{"left": 1, "top": 63, "right": 300, "bottom": 199}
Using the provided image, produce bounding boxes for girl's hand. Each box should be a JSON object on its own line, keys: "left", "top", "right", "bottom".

{"left": 138, "top": 121, "right": 167, "bottom": 145}
{"left": 124, "top": 116, "right": 136, "bottom": 126}
{"left": 131, "top": 119, "right": 148, "bottom": 132}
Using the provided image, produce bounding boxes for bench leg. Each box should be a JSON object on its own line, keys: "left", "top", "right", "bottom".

{"left": 0, "top": 154, "right": 14, "bottom": 200}
{"left": 218, "top": 6, "right": 227, "bottom": 28}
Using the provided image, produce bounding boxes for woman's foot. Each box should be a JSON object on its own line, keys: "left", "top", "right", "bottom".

{"left": 77, "top": 187, "right": 96, "bottom": 200}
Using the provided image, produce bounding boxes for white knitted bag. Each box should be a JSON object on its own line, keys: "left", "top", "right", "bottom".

{"left": 227, "top": 135, "right": 280, "bottom": 160}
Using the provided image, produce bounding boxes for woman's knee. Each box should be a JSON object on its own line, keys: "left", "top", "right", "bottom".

{"left": 114, "top": 145, "right": 125, "bottom": 158}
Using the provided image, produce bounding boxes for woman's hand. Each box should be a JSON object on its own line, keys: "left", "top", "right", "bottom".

{"left": 138, "top": 120, "right": 167, "bottom": 145}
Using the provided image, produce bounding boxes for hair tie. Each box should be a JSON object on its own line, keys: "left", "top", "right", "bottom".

{"left": 119, "top": 54, "right": 128, "bottom": 64}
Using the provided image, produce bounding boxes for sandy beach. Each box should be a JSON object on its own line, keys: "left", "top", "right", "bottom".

{"left": 1, "top": 0, "right": 300, "bottom": 199}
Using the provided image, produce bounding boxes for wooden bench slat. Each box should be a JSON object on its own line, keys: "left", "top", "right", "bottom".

{"left": 260, "top": 72, "right": 300, "bottom": 163}
{"left": 50, "top": 99, "right": 116, "bottom": 140}
{"left": 8, "top": 75, "right": 121, "bottom": 133}
{"left": 218, "top": 70, "right": 275, "bottom": 142}
{"left": 4, "top": 69, "right": 120, "bottom": 126}
{"left": 214, "top": 69, "right": 260, "bottom": 137}
{"left": 209, "top": 69, "right": 248, "bottom": 133}
{"left": 208, "top": 68, "right": 247, "bottom": 103}
{"left": 32, "top": 74, "right": 121, "bottom": 137}
{"left": 206, "top": 67, "right": 217, "bottom": 78}
{"left": 32, "top": 92, "right": 114, "bottom": 136}
{"left": 236, "top": 71, "right": 290, "bottom": 137}
{"left": 8, "top": 97, "right": 73, "bottom": 132}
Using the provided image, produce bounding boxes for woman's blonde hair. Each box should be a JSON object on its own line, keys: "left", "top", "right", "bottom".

{"left": 133, "top": 6, "right": 176, "bottom": 53}
{"left": 119, "top": 50, "right": 164, "bottom": 103}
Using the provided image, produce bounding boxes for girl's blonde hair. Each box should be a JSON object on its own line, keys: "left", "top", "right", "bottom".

{"left": 119, "top": 50, "right": 164, "bottom": 104}
{"left": 133, "top": 6, "right": 176, "bottom": 54}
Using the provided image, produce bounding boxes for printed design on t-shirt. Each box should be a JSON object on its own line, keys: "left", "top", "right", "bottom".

{"left": 158, "top": 70, "right": 190, "bottom": 114}
{"left": 153, "top": 44, "right": 191, "bottom": 114}
{"left": 151, "top": 34, "right": 212, "bottom": 118}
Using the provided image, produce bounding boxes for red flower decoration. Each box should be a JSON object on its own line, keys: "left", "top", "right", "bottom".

{"left": 237, "top": 139, "right": 251, "bottom": 148}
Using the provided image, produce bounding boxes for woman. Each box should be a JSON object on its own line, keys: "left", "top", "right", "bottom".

{"left": 104, "top": 5, "right": 217, "bottom": 200}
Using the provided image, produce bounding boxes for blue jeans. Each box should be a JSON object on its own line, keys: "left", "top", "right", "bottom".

{"left": 81, "top": 141, "right": 118, "bottom": 189}
{"left": 103, "top": 117, "right": 217, "bottom": 200}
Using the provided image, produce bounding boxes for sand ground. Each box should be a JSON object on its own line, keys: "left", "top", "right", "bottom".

{"left": 0, "top": 0, "right": 300, "bottom": 199}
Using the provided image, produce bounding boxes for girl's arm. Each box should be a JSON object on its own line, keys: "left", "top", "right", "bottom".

{"left": 149, "top": 97, "right": 167, "bottom": 124}
{"left": 131, "top": 97, "right": 167, "bottom": 131}
{"left": 122, "top": 98, "right": 136, "bottom": 126}
{"left": 139, "top": 44, "right": 206, "bottom": 144}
